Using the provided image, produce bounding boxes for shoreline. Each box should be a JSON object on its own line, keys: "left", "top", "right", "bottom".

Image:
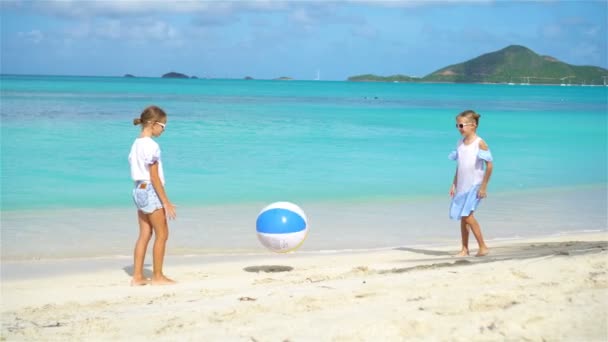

{"left": 1, "top": 227, "right": 608, "bottom": 266}
{"left": 2, "top": 230, "right": 606, "bottom": 279}
{"left": 2, "top": 232, "right": 606, "bottom": 340}
{"left": 2, "top": 184, "right": 606, "bottom": 261}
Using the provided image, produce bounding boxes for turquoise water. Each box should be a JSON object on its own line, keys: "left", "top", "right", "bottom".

{"left": 2, "top": 75, "right": 606, "bottom": 209}
{"left": 1, "top": 75, "right": 606, "bottom": 259}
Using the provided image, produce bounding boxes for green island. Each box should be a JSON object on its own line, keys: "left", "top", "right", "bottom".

{"left": 348, "top": 45, "right": 608, "bottom": 85}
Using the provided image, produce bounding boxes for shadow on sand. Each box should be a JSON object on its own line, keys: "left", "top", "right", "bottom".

{"left": 122, "top": 264, "right": 153, "bottom": 278}
{"left": 387, "top": 240, "right": 607, "bottom": 274}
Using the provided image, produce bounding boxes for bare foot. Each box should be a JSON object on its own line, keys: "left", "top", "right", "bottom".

{"left": 130, "top": 277, "right": 149, "bottom": 286}
{"left": 475, "top": 248, "right": 489, "bottom": 257}
{"left": 455, "top": 249, "right": 470, "bottom": 257}
{"left": 150, "top": 275, "right": 177, "bottom": 285}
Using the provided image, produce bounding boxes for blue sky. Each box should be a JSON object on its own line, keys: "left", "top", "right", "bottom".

{"left": 1, "top": 0, "right": 606, "bottom": 80}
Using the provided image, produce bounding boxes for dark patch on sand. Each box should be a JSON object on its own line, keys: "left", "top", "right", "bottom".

{"left": 394, "top": 247, "right": 452, "bottom": 256}
{"left": 243, "top": 265, "right": 294, "bottom": 273}
{"left": 381, "top": 259, "right": 472, "bottom": 274}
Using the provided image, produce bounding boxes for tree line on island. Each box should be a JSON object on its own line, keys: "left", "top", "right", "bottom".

{"left": 123, "top": 72, "right": 292, "bottom": 81}
{"left": 123, "top": 72, "right": 197, "bottom": 79}
{"left": 122, "top": 45, "right": 607, "bottom": 85}
{"left": 349, "top": 45, "right": 608, "bottom": 85}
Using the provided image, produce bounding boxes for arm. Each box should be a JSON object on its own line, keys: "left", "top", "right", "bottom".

{"left": 478, "top": 140, "right": 493, "bottom": 198}
{"left": 450, "top": 167, "right": 458, "bottom": 197}
{"left": 149, "top": 162, "right": 176, "bottom": 219}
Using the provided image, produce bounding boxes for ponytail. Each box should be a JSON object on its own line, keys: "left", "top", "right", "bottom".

{"left": 132, "top": 105, "right": 167, "bottom": 126}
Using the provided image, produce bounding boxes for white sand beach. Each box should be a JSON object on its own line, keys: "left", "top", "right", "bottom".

{"left": 2, "top": 232, "right": 607, "bottom": 341}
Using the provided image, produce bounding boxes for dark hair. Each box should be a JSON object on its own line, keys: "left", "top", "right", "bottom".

{"left": 133, "top": 105, "right": 167, "bottom": 126}
{"left": 456, "top": 109, "right": 481, "bottom": 126}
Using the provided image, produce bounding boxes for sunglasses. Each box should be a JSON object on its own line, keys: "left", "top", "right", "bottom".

{"left": 155, "top": 122, "right": 166, "bottom": 129}
{"left": 456, "top": 123, "right": 473, "bottom": 129}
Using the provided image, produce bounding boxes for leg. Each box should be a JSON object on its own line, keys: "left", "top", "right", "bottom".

{"left": 463, "top": 213, "right": 489, "bottom": 257}
{"left": 132, "top": 210, "right": 153, "bottom": 286}
{"left": 148, "top": 208, "right": 176, "bottom": 285}
{"left": 456, "top": 218, "right": 470, "bottom": 257}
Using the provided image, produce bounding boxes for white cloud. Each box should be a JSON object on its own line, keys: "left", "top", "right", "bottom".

{"left": 31, "top": 0, "right": 211, "bottom": 17}
{"left": 540, "top": 24, "right": 562, "bottom": 39}
{"left": 128, "top": 21, "right": 178, "bottom": 41}
{"left": 95, "top": 20, "right": 122, "bottom": 40}
{"left": 14, "top": 0, "right": 496, "bottom": 19}
{"left": 0, "top": 0, "right": 22, "bottom": 10}
{"left": 569, "top": 41, "right": 602, "bottom": 66}
{"left": 351, "top": 25, "right": 378, "bottom": 40}
{"left": 289, "top": 8, "right": 316, "bottom": 28}
{"left": 347, "top": 0, "right": 495, "bottom": 9}
{"left": 17, "top": 29, "right": 43, "bottom": 43}
{"left": 583, "top": 26, "right": 601, "bottom": 38}
{"left": 65, "top": 23, "right": 92, "bottom": 39}
{"left": 22, "top": 0, "right": 292, "bottom": 18}
{"left": 53, "top": 18, "right": 182, "bottom": 46}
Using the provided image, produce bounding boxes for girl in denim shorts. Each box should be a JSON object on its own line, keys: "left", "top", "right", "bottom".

{"left": 128, "top": 105, "right": 177, "bottom": 286}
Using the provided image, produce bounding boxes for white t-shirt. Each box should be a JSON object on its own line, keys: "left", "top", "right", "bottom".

{"left": 449, "top": 136, "right": 492, "bottom": 195}
{"left": 128, "top": 137, "right": 165, "bottom": 185}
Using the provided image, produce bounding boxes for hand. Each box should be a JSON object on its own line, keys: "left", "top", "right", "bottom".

{"left": 449, "top": 184, "right": 455, "bottom": 197}
{"left": 477, "top": 189, "right": 487, "bottom": 199}
{"left": 163, "top": 202, "right": 177, "bottom": 220}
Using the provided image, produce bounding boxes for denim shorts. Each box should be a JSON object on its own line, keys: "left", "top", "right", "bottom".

{"left": 132, "top": 181, "right": 163, "bottom": 214}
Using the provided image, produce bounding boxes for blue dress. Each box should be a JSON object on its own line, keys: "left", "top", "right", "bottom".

{"left": 448, "top": 137, "right": 493, "bottom": 220}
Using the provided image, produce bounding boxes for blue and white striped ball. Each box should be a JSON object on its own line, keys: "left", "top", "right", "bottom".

{"left": 256, "top": 202, "right": 308, "bottom": 253}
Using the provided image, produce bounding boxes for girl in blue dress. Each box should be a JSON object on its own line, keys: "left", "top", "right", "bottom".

{"left": 448, "top": 110, "right": 493, "bottom": 257}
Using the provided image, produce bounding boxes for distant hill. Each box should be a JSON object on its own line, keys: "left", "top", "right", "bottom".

{"left": 349, "top": 45, "right": 608, "bottom": 85}
{"left": 162, "top": 72, "right": 189, "bottom": 79}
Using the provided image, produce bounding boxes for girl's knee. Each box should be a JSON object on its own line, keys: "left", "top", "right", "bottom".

{"left": 154, "top": 229, "right": 169, "bottom": 242}
{"left": 138, "top": 231, "right": 153, "bottom": 242}
{"left": 463, "top": 214, "right": 476, "bottom": 224}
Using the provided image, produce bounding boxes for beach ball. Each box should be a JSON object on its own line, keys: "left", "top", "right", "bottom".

{"left": 256, "top": 202, "right": 309, "bottom": 253}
